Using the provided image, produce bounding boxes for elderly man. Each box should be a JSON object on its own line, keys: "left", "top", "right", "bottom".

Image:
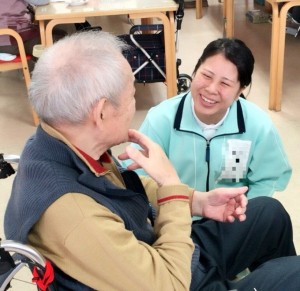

{"left": 4, "top": 31, "right": 300, "bottom": 290}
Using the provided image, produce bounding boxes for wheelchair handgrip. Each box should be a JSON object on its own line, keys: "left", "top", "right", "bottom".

{"left": 129, "top": 24, "right": 164, "bottom": 34}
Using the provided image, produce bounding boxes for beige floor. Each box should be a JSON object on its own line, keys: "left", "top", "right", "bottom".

{"left": 0, "top": 0, "right": 299, "bottom": 289}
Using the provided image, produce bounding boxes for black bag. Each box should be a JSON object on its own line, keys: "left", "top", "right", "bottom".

{"left": 120, "top": 25, "right": 166, "bottom": 83}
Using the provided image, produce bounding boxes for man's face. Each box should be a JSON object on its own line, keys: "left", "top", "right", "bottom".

{"left": 105, "top": 59, "right": 136, "bottom": 146}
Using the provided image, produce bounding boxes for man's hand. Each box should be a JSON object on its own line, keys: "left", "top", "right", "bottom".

{"left": 192, "top": 187, "right": 248, "bottom": 222}
{"left": 118, "top": 129, "right": 181, "bottom": 187}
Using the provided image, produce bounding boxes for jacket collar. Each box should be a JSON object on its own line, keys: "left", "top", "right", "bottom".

{"left": 41, "top": 122, "right": 110, "bottom": 175}
{"left": 173, "top": 92, "right": 246, "bottom": 136}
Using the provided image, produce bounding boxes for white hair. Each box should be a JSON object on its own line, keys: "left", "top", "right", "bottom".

{"left": 29, "top": 31, "right": 130, "bottom": 124}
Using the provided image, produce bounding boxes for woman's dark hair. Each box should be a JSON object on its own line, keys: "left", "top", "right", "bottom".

{"left": 193, "top": 38, "right": 255, "bottom": 88}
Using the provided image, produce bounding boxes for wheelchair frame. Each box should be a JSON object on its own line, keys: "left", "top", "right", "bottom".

{"left": 0, "top": 154, "right": 56, "bottom": 291}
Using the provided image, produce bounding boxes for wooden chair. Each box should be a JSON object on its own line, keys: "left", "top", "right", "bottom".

{"left": 0, "top": 28, "right": 39, "bottom": 126}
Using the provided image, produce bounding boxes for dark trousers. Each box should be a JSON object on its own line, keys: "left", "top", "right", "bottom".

{"left": 191, "top": 197, "right": 299, "bottom": 290}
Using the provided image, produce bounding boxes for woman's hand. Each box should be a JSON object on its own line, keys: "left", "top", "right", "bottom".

{"left": 192, "top": 187, "right": 248, "bottom": 222}
{"left": 118, "top": 129, "right": 181, "bottom": 187}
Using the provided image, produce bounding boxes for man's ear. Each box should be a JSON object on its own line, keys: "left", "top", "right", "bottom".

{"left": 92, "top": 98, "right": 106, "bottom": 126}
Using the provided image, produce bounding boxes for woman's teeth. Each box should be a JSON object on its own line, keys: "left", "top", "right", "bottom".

{"left": 202, "top": 96, "right": 216, "bottom": 104}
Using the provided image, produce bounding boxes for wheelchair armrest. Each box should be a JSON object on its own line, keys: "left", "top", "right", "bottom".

{"left": 0, "top": 240, "right": 46, "bottom": 267}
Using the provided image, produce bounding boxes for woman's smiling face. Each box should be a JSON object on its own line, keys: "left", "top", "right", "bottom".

{"left": 190, "top": 53, "right": 243, "bottom": 124}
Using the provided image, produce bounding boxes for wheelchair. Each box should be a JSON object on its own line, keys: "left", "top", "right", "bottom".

{"left": 0, "top": 154, "right": 56, "bottom": 290}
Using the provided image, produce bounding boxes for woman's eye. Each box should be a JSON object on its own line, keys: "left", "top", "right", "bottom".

{"left": 221, "top": 82, "right": 230, "bottom": 87}
{"left": 202, "top": 73, "right": 211, "bottom": 79}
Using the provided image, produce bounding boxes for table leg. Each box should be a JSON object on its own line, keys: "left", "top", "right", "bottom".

{"left": 223, "top": 0, "right": 234, "bottom": 37}
{"left": 39, "top": 20, "right": 46, "bottom": 46}
{"left": 166, "top": 11, "right": 177, "bottom": 97}
{"left": 196, "top": 0, "right": 203, "bottom": 19}
{"left": 268, "top": 1, "right": 300, "bottom": 111}
{"left": 141, "top": 18, "right": 154, "bottom": 34}
{"left": 130, "top": 12, "right": 177, "bottom": 98}
{"left": 268, "top": 2, "right": 280, "bottom": 110}
{"left": 44, "top": 17, "right": 86, "bottom": 46}
{"left": 141, "top": 18, "right": 153, "bottom": 25}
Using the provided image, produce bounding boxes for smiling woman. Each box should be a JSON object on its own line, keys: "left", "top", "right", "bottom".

{"left": 190, "top": 53, "right": 242, "bottom": 124}
{"left": 124, "top": 37, "right": 292, "bottom": 205}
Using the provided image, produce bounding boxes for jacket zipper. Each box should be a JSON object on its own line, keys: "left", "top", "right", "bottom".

{"left": 205, "top": 140, "right": 210, "bottom": 191}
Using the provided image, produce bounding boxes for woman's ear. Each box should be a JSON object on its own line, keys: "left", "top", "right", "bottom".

{"left": 236, "top": 86, "right": 247, "bottom": 100}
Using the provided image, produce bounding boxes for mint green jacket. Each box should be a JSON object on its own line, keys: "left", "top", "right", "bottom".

{"left": 128, "top": 93, "right": 292, "bottom": 198}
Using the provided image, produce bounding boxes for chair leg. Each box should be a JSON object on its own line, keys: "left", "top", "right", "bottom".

{"left": 196, "top": 0, "right": 203, "bottom": 19}
{"left": 31, "top": 109, "right": 39, "bottom": 126}
{"left": 0, "top": 28, "right": 39, "bottom": 126}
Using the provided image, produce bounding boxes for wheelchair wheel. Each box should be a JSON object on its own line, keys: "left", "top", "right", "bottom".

{"left": 177, "top": 73, "right": 192, "bottom": 94}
